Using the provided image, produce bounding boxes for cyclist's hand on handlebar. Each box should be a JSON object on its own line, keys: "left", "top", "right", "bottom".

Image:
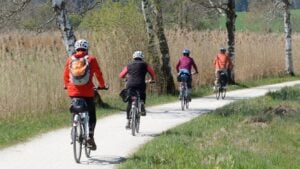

{"left": 146, "top": 79, "right": 155, "bottom": 84}
{"left": 63, "top": 86, "right": 67, "bottom": 90}
{"left": 95, "top": 84, "right": 109, "bottom": 90}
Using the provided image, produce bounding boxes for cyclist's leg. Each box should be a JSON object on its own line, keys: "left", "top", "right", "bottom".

{"left": 214, "top": 70, "right": 220, "bottom": 86}
{"left": 85, "top": 97, "right": 97, "bottom": 150}
{"left": 126, "top": 100, "right": 132, "bottom": 129}
{"left": 138, "top": 85, "right": 146, "bottom": 115}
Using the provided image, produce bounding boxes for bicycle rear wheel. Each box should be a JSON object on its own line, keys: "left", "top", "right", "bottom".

{"left": 85, "top": 145, "right": 91, "bottom": 158}
{"left": 72, "top": 124, "right": 83, "bottom": 163}
{"left": 215, "top": 87, "right": 220, "bottom": 100}
{"left": 221, "top": 87, "right": 226, "bottom": 99}
{"left": 135, "top": 114, "right": 140, "bottom": 133}
{"left": 131, "top": 108, "right": 137, "bottom": 136}
{"left": 181, "top": 98, "right": 185, "bottom": 110}
{"left": 185, "top": 98, "right": 189, "bottom": 109}
{"left": 83, "top": 124, "right": 91, "bottom": 158}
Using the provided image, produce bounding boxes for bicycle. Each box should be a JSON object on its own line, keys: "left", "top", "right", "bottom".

{"left": 214, "top": 70, "right": 227, "bottom": 100}
{"left": 69, "top": 87, "right": 108, "bottom": 163}
{"left": 180, "top": 81, "right": 189, "bottom": 110}
{"left": 121, "top": 80, "right": 154, "bottom": 136}
{"left": 178, "top": 70, "right": 196, "bottom": 110}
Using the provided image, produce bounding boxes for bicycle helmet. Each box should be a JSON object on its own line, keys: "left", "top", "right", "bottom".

{"left": 220, "top": 47, "right": 226, "bottom": 53}
{"left": 75, "top": 39, "right": 89, "bottom": 51}
{"left": 182, "top": 49, "right": 190, "bottom": 55}
{"left": 132, "top": 51, "right": 144, "bottom": 60}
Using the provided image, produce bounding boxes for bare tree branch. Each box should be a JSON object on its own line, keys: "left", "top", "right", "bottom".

{"left": 0, "top": 0, "right": 31, "bottom": 23}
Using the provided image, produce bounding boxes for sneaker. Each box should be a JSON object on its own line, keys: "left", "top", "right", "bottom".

{"left": 125, "top": 120, "right": 131, "bottom": 129}
{"left": 141, "top": 103, "right": 146, "bottom": 116}
{"left": 87, "top": 138, "right": 97, "bottom": 151}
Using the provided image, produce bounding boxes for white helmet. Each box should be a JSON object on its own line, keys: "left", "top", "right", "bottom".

{"left": 132, "top": 51, "right": 144, "bottom": 59}
{"left": 74, "top": 39, "right": 89, "bottom": 51}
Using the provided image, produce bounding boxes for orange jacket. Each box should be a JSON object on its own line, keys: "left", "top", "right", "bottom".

{"left": 213, "top": 53, "right": 233, "bottom": 70}
{"left": 63, "top": 51, "right": 105, "bottom": 97}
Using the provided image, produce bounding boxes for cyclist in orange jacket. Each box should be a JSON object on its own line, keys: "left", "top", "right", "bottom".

{"left": 213, "top": 48, "right": 233, "bottom": 88}
{"left": 63, "top": 39, "right": 106, "bottom": 150}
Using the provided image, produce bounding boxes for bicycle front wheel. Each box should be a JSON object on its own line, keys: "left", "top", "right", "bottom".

{"left": 72, "top": 124, "right": 83, "bottom": 163}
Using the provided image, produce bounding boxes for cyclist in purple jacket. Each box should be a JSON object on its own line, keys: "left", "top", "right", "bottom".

{"left": 176, "top": 49, "right": 199, "bottom": 100}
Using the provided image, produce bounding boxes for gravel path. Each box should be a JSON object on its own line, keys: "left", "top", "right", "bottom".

{"left": 1, "top": 81, "right": 300, "bottom": 169}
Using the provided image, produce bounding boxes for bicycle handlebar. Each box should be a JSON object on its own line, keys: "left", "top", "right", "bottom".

{"left": 64, "top": 84, "right": 109, "bottom": 90}
{"left": 94, "top": 84, "right": 109, "bottom": 90}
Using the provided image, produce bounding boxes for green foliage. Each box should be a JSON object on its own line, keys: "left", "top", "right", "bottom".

{"left": 267, "top": 85, "right": 300, "bottom": 100}
{"left": 69, "top": 14, "right": 83, "bottom": 28}
{"left": 80, "top": 1, "right": 144, "bottom": 34}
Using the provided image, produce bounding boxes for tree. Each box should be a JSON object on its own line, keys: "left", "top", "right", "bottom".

{"left": 0, "top": 0, "right": 32, "bottom": 29}
{"left": 277, "top": 0, "right": 294, "bottom": 75}
{"left": 142, "top": 0, "right": 176, "bottom": 94}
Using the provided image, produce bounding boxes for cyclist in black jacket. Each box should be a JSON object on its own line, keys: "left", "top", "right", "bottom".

{"left": 119, "top": 51, "right": 156, "bottom": 129}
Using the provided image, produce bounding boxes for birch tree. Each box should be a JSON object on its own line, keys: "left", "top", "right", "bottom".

{"left": 274, "top": 0, "right": 294, "bottom": 75}
{"left": 142, "top": 0, "right": 175, "bottom": 94}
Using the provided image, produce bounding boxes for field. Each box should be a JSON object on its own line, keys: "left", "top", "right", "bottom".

{"left": 217, "top": 9, "right": 300, "bottom": 32}
{"left": 0, "top": 30, "right": 300, "bottom": 120}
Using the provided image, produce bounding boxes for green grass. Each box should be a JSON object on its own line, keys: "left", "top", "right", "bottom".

{"left": 217, "top": 9, "right": 300, "bottom": 32}
{"left": 119, "top": 86, "right": 300, "bottom": 169}
{"left": 0, "top": 75, "right": 299, "bottom": 149}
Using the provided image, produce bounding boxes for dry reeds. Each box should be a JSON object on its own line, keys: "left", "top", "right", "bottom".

{"left": 0, "top": 30, "right": 299, "bottom": 119}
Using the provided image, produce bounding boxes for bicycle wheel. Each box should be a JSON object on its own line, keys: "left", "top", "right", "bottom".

{"left": 215, "top": 87, "right": 220, "bottom": 100}
{"left": 83, "top": 124, "right": 91, "bottom": 158}
{"left": 135, "top": 113, "right": 140, "bottom": 133}
{"left": 72, "top": 124, "right": 83, "bottom": 163}
{"left": 131, "top": 108, "right": 137, "bottom": 136}
{"left": 185, "top": 97, "right": 189, "bottom": 109}
{"left": 221, "top": 87, "right": 226, "bottom": 99}
{"left": 181, "top": 97, "right": 185, "bottom": 110}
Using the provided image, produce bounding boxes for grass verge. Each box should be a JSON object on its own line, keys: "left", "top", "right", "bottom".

{"left": 119, "top": 85, "right": 300, "bottom": 169}
{"left": 0, "top": 75, "right": 299, "bottom": 149}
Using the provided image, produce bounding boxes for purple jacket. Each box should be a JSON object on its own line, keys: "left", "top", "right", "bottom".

{"left": 176, "top": 56, "right": 198, "bottom": 73}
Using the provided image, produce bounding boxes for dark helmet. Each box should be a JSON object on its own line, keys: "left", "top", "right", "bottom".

{"left": 220, "top": 47, "right": 226, "bottom": 53}
{"left": 182, "top": 49, "right": 190, "bottom": 55}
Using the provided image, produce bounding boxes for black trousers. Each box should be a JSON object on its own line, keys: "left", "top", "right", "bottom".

{"left": 70, "top": 97, "right": 96, "bottom": 138}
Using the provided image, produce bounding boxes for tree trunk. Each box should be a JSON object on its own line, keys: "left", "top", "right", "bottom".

{"left": 152, "top": 0, "right": 176, "bottom": 94}
{"left": 226, "top": 0, "right": 236, "bottom": 83}
{"left": 142, "top": 0, "right": 175, "bottom": 94}
{"left": 142, "top": 0, "right": 162, "bottom": 94}
{"left": 52, "top": 0, "right": 105, "bottom": 106}
{"left": 283, "top": 1, "right": 294, "bottom": 75}
{"left": 52, "top": 0, "right": 76, "bottom": 56}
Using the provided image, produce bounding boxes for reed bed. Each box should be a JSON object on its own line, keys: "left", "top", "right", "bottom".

{"left": 0, "top": 30, "right": 299, "bottom": 119}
